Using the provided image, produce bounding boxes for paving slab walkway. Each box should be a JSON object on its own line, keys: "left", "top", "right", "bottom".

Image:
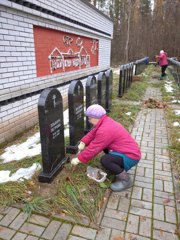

{"left": 0, "top": 85, "right": 179, "bottom": 240}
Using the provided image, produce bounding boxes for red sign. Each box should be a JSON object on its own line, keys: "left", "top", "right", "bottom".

{"left": 33, "top": 26, "right": 99, "bottom": 77}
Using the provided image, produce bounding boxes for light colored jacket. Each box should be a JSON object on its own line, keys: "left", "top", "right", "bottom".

{"left": 158, "top": 52, "right": 168, "bottom": 66}
{"left": 78, "top": 115, "right": 141, "bottom": 163}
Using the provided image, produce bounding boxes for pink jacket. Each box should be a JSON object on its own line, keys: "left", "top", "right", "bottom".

{"left": 158, "top": 52, "right": 168, "bottom": 66}
{"left": 78, "top": 115, "right": 141, "bottom": 163}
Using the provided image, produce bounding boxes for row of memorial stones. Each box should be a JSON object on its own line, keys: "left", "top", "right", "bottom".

{"left": 118, "top": 62, "right": 133, "bottom": 97}
{"left": 37, "top": 69, "right": 113, "bottom": 183}
{"left": 118, "top": 57, "right": 149, "bottom": 98}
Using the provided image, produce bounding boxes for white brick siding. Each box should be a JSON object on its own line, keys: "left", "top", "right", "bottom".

{"left": 0, "top": 0, "right": 113, "bottom": 143}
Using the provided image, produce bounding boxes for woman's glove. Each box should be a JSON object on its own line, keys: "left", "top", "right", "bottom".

{"left": 71, "top": 157, "right": 81, "bottom": 166}
{"left": 78, "top": 141, "right": 86, "bottom": 151}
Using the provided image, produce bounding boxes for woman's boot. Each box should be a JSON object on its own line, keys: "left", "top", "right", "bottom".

{"left": 110, "top": 170, "right": 133, "bottom": 192}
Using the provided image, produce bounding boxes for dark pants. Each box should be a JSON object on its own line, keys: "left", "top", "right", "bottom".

{"left": 101, "top": 154, "right": 124, "bottom": 175}
{"left": 161, "top": 65, "right": 168, "bottom": 77}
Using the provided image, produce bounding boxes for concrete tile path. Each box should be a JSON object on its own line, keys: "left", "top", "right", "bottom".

{"left": 0, "top": 86, "right": 179, "bottom": 240}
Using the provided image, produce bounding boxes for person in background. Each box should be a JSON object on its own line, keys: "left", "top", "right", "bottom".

{"left": 156, "top": 50, "right": 168, "bottom": 80}
{"left": 71, "top": 104, "right": 141, "bottom": 192}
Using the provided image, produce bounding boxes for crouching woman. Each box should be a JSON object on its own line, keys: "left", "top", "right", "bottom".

{"left": 71, "top": 104, "right": 141, "bottom": 192}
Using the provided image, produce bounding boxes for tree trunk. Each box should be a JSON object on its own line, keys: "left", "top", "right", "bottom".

{"left": 124, "top": 1, "right": 132, "bottom": 63}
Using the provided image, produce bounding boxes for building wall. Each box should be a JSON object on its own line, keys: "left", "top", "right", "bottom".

{"left": 0, "top": 0, "right": 113, "bottom": 144}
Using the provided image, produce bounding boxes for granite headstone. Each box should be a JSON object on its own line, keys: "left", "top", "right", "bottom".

{"left": 66, "top": 80, "right": 84, "bottom": 154}
{"left": 85, "top": 75, "right": 97, "bottom": 132}
{"left": 97, "top": 72, "right": 106, "bottom": 108}
{"left": 123, "top": 65, "right": 127, "bottom": 93}
{"left": 38, "top": 88, "right": 69, "bottom": 183}
{"left": 118, "top": 65, "right": 124, "bottom": 97}
{"left": 105, "top": 69, "right": 113, "bottom": 112}
{"left": 130, "top": 62, "right": 133, "bottom": 84}
{"left": 127, "top": 64, "right": 131, "bottom": 88}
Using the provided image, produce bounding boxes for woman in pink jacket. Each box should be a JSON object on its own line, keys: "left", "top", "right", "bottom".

{"left": 71, "top": 104, "right": 141, "bottom": 192}
{"left": 157, "top": 50, "right": 168, "bottom": 80}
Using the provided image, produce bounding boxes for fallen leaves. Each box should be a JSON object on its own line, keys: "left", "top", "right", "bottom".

{"left": 27, "top": 180, "right": 35, "bottom": 187}
{"left": 144, "top": 98, "right": 168, "bottom": 109}
{"left": 175, "top": 228, "right": 180, "bottom": 235}
{"left": 126, "top": 234, "right": 138, "bottom": 240}
{"left": 113, "top": 236, "right": 125, "bottom": 240}
{"left": 132, "top": 76, "right": 143, "bottom": 81}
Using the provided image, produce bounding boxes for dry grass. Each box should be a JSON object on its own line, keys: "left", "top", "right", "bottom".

{"left": 165, "top": 107, "right": 180, "bottom": 184}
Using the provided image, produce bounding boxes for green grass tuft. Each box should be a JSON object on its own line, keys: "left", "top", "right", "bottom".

{"left": 23, "top": 197, "right": 50, "bottom": 218}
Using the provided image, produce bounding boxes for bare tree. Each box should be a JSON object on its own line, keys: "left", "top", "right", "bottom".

{"left": 89, "top": 0, "right": 180, "bottom": 64}
{"left": 124, "top": 0, "right": 132, "bottom": 62}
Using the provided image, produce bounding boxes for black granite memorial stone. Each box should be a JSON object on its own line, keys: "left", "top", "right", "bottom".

{"left": 118, "top": 65, "right": 124, "bottom": 97}
{"left": 38, "top": 88, "right": 69, "bottom": 183}
{"left": 85, "top": 75, "right": 97, "bottom": 132}
{"left": 130, "top": 62, "right": 133, "bottom": 84}
{"left": 127, "top": 64, "right": 131, "bottom": 88}
{"left": 134, "top": 63, "right": 137, "bottom": 75}
{"left": 125, "top": 65, "right": 128, "bottom": 89}
{"left": 66, "top": 80, "right": 84, "bottom": 154}
{"left": 126, "top": 64, "right": 130, "bottom": 89}
{"left": 97, "top": 72, "right": 106, "bottom": 108}
{"left": 123, "top": 65, "right": 127, "bottom": 93}
{"left": 105, "top": 69, "right": 113, "bottom": 112}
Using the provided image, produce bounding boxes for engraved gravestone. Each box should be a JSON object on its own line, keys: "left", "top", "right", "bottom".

{"left": 130, "top": 62, "right": 133, "bottom": 84}
{"left": 129, "top": 63, "right": 132, "bottom": 85}
{"left": 123, "top": 65, "right": 127, "bottom": 93}
{"left": 126, "top": 64, "right": 129, "bottom": 90}
{"left": 85, "top": 75, "right": 97, "bottom": 132}
{"left": 127, "top": 64, "right": 131, "bottom": 88}
{"left": 97, "top": 72, "right": 106, "bottom": 108}
{"left": 105, "top": 69, "right": 113, "bottom": 112}
{"left": 134, "top": 62, "right": 138, "bottom": 75}
{"left": 38, "top": 88, "right": 69, "bottom": 183}
{"left": 118, "top": 65, "right": 124, "bottom": 97}
{"left": 66, "top": 80, "right": 84, "bottom": 154}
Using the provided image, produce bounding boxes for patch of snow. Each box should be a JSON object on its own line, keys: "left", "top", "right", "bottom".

{"left": 164, "top": 81, "right": 173, "bottom": 93}
{"left": 171, "top": 100, "right": 180, "bottom": 104}
{"left": 173, "top": 122, "right": 180, "bottom": 127}
{"left": 174, "top": 110, "right": 180, "bottom": 116}
{"left": 0, "top": 163, "right": 41, "bottom": 183}
{"left": 113, "top": 70, "right": 119, "bottom": 75}
{"left": 0, "top": 133, "right": 41, "bottom": 163}
{"left": 63, "top": 108, "right": 69, "bottom": 125}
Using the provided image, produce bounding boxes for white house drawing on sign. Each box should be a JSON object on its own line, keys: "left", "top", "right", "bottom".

{"left": 48, "top": 46, "right": 91, "bottom": 73}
